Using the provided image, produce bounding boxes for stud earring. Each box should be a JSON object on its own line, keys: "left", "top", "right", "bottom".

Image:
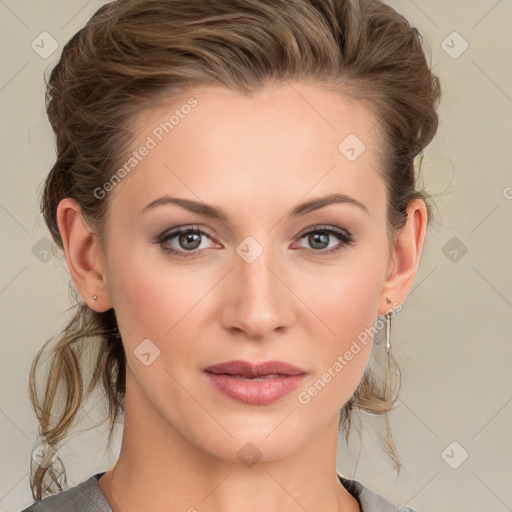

{"left": 93, "top": 295, "right": 97, "bottom": 301}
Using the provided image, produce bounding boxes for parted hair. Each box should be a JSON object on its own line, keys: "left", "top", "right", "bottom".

{"left": 29, "top": 0, "right": 440, "bottom": 500}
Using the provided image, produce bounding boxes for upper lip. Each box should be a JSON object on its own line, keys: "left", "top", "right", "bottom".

{"left": 203, "top": 360, "right": 306, "bottom": 377}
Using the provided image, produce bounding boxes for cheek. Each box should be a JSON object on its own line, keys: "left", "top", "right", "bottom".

{"left": 106, "top": 253, "right": 205, "bottom": 400}
{"left": 302, "top": 253, "right": 384, "bottom": 409}
{"left": 306, "top": 246, "right": 384, "bottom": 344}
{"left": 109, "top": 259, "right": 171, "bottom": 338}
{"left": 107, "top": 247, "right": 203, "bottom": 338}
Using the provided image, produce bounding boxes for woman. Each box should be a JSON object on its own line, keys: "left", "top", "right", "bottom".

{"left": 23, "top": 0, "right": 440, "bottom": 510}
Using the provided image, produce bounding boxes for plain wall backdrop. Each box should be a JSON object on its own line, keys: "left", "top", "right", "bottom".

{"left": 1, "top": 1, "right": 511, "bottom": 511}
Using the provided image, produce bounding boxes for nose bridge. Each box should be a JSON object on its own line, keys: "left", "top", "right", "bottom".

{"left": 224, "top": 241, "right": 292, "bottom": 337}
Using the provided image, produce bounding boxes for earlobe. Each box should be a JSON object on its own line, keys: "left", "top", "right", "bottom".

{"left": 56, "top": 197, "right": 112, "bottom": 312}
{"left": 379, "top": 199, "right": 428, "bottom": 315}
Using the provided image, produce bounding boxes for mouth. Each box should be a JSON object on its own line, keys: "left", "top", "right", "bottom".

{"left": 203, "top": 360, "right": 307, "bottom": 405}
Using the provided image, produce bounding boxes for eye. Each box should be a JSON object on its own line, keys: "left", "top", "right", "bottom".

{"left": 294, "top": 225, "right": 354, "bottom": 255}
{"left": 157, "top": 225, "right": 218, "bottom": 258}
{"left": 156, "top": 224, "right": 354, "bottom": 259}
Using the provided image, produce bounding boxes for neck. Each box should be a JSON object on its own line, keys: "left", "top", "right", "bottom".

{"left": 98, "top": 374, "right": 360, "bottom": 512}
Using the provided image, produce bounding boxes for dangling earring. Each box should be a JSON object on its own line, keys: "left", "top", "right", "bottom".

{"left": 383, "top": 296, "right": 392, "bottom": 352}
{"left": 385, "top": 311, "right": 392, "bottom": 353}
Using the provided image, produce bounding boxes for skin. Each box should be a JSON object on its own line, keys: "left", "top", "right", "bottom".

{"left": 57, "top": 81, "right": 427, "bottom": 512}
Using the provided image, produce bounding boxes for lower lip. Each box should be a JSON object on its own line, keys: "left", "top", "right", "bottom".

{"left": 204, "top": 372, "right": 306, "bottom": 405}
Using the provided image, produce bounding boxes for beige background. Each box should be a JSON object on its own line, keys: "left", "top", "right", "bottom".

{"left": 1, "top": 1, "right": 511, "bottom": 511}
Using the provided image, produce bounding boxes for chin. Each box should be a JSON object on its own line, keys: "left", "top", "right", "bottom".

{"left": 185, "top": 416, "right": 314, "bottom": 465}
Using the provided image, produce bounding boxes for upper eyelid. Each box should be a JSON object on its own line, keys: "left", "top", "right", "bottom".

{"left": 297, "top": 225, "right": 349, "bottom": 236}
{"left": 159, "top": 224, "right": 214, "bottom": 238}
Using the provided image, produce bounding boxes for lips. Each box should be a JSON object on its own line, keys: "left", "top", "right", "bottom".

{"left": 203, "top": 360, "right": 306, "bottom": 378}
{"left": 203, "top": 360, "right": 307, "bottom": 405}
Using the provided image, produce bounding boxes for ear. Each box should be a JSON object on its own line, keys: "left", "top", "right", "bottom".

{"left": 378, "top": 198, "right": 428, "bottom": 315}
{"left": 56, "top": 197, "right": 112, "bottom": 312}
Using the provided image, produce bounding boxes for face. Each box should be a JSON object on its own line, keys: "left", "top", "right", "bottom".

{"left": 100, "top": 81, "right": 393, "bottom": 461}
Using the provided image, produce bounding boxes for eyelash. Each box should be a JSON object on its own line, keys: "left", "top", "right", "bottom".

{"left": 156, "top": 224, "right": 354, "bottom": 259}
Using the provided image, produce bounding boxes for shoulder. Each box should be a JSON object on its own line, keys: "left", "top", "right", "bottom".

{"left": 337, "top": 473, "right": 417, "bottom": 512}
{"left": 19, "top": 473, "right": 110, "bottom": 512}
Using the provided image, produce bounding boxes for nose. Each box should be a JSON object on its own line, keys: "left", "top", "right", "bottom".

{"left": 220, "top": 246, "right": 294, "bottom": 340}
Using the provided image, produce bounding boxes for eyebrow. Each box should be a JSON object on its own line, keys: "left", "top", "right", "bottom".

{"left": 141, "top": 192, "right": 369, "bottom": 220}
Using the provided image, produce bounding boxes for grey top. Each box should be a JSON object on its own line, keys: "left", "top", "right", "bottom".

{"left": 20, "top": 472, "right": 416, "bottom": 511}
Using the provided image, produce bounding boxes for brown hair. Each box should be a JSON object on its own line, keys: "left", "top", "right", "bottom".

{"left": 29, "top": 0, "right": 440, "bottom": 500}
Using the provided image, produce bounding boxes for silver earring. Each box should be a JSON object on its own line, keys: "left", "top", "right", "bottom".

{"left": 385, "top": 312, "right": 391, "bottom": 353}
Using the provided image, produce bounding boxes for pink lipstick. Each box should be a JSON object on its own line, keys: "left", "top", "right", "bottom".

{"left": 203, "top": 360, "right": 307, "bottom": 405}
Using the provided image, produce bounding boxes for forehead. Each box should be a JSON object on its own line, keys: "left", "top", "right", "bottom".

{"left": 107, "top": 82, "right": 386, "bottom": 222}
